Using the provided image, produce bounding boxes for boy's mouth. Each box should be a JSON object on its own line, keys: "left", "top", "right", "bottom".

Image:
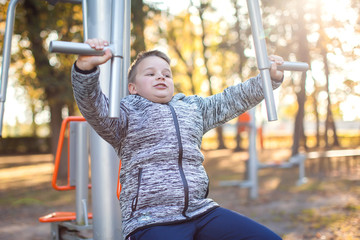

{"left": 154, "top": 83, "right": 167, "bottom": 88}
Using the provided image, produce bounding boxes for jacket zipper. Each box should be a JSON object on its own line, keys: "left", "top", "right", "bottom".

{"left": 130, "top": 167, "right": 143, "bottom": 218}
{"left": 168, "top": 104, "right": 189, "bottom": 218}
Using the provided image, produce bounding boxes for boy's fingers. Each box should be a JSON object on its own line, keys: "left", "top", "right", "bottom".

{"left": 85, "top": 38, "right": 109, "bottom": 50}
{"left": 270, "top": 62, "right": 284, "bottom": 82}
{"left": 269, "top": 55, "right": 284, "bottom": 64}
{"left": 103, "top": 49, "right": 113, "bottom": 60}
{"left": 93, "top": 39, "right": 102, "bottom": 49}
{"left": 93, "top": 49, "right": 112, "bottom": 64}
{"left": 85, "top": 38, "right": 96, "bottom": 48}
{"left": 271, "top": 62, "right": 277, "bottom": 72}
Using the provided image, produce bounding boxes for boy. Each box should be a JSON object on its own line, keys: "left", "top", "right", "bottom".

{"left": 72, "top": 38, "right": 284, "bottom": 240}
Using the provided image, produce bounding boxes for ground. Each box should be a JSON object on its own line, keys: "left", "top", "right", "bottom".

{"left": 0, "top": 149, "right": 359, "bottom": 240}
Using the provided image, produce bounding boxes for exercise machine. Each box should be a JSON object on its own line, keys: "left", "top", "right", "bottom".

{"left": 221, "top": 108, "right": 307, "bottom": 199}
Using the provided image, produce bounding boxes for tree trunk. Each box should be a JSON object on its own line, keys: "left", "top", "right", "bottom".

{"left": 216, "top": 126, "right": 226, "bottom": 149}
{"left": 322, "top": 46, "right": 340, "bottom": 148}
{"left": 316, "top": 1, "right": 340, "bottom": 148}
{"left": 292, "top": 0, "right": 310, "bottom": 156}
{"left": 312, "top": 83, "right": 321, "bottom": 148}
{"left": 22, "top": 0, "right": 68, "bottom": 179}
{"left": 292, "top": 78, "right": 306, "bottom": 156}
{"left": 232, "top": 0, "right": 247, "bottom": 151}
{"left": 30, "top": 103, "right": 37, "bottom": 136}
{"left": 131, "top": 0, "right": 146, "bottom": 55}
{"left": 196, "top": 1, "right": 225, "bottom": 149}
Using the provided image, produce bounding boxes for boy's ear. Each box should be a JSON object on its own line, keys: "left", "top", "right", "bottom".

{"left": 128, "top": 83, "right": 137, "bottom": 95}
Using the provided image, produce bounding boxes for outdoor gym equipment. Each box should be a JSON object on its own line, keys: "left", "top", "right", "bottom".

{"left": 0, "top": 0, "right": 309, "bottom": 239}
{"left": 246, "top": 0, "right": 309, "bottom": 121}
{"left": 220, "top": 108, "right": 308, "bottom": 200}
{"left": 225, "top": 0, "right": 308, "bottom": 199}
{"left": 39, "top": 117, "right": 94, "bottom": 238}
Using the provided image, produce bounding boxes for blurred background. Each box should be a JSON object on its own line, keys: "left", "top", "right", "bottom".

{"left": 0, "top": 0, "right": 359, "bottom": 239}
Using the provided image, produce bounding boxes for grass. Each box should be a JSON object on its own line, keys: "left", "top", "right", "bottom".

{"left": 0, "top": 182, "right": 76, "bottom": 208}
{"left": 1, "top": 150, "right": 359, "bottom": 239}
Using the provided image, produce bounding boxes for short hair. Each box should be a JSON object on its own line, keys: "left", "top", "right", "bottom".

{"left": 128, "top": 50, "right": 171, "bottom": 84}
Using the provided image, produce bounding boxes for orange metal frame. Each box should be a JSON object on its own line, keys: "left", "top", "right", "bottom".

{"left": 117, "top": 160, "right": 122, "bottom": 200}
{"left": 41, "top": 116, "right": 123, "bottom": 223}
{"left": 39, "top": 212, "right": 93, "bottom": 223}
{"left": 40, "top": 116, "right": 93, "bottom": 223}
{"left": 52, "top": 116, "right": 91, "bottom": 191}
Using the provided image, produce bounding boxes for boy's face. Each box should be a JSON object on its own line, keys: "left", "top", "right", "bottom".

{"left": 128, "top": 56, "right": 174, "bottom": 103}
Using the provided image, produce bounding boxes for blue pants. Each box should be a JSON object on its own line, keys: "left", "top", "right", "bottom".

{"left": 129, "top": 207, "right": 282, "bottom": 240}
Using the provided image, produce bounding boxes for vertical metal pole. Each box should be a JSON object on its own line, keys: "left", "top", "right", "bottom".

{"left": 248, "top": 108, "right": 259, "bottom": 199}
{"left": 122, "top": 0, "right": 131, "bottom": 98}
{"left": 247, "top": 0, "right": 277, "bottom": 121}
{"left": 69, "top": 124, "right": 77, "bottom": 187}
{"left": 0, "top": 0, "right": 22, "bottom": 136}
{"left": 86, "top": 0, "right": 122, "bottom": 239}
{"left": 72, "top": 122, "right": 89, "bottom": 225}
{"left": 108, "top": 0, "right": 125, "bottom": 118}
{"left": 82, "top": 0, "right": 88, "bottom": 41}
{"left": 297, "top": 156, "right": 307, "bottom": 185}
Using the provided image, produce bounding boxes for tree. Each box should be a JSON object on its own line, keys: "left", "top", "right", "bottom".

{"left": 310, "top": 76, "right": 321, "bottom": 148}
{"left": 167, "top": 13, "right": 197, "bottom": 95}
{"left": 230, "top": 0, "right": 251, "bottom": 151}
{"left": 0, "top": 1, "right": 83, "bottom": 177}
{"left": 131, "top": 0, "right": 146, "bottom": 58}
{"left": 289, "top": 0, "right": 311, "bottom": 155}
{"left": 315, "top": 1, "right": 340, "bottom": 148}
{"left": 12, "top": 1, "right": 83, "bottom": 178}
{"left": 192, "top": 0, "right": 227, "bottom": 149}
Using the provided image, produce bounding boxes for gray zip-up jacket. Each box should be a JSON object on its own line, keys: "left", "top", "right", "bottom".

{"left": 71, "top": 66, "right": 281, "bottom": 239}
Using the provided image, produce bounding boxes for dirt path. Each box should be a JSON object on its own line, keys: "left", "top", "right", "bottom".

{"left": 0, "top": 150, "right": 359, "bottom": 240}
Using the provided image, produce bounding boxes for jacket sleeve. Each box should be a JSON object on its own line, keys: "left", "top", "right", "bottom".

{"left": 71, "top": 65, "right": 127, "bottom": 155}
{"left": 196, "top": 74, "right": 282, "bottom": 134}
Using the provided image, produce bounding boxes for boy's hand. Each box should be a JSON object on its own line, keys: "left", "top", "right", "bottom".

{"left": 75, "top": 38, "right": 113, "bottom": 71}
{"left": 269, "top": 55, "right": 284, "bottom": 82}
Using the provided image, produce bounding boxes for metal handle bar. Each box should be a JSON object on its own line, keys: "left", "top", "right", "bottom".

{"left": 49, "top": 0, "right": 130, "bottom": 119}
{"left": 271, "top": 61, "right": 309, "bottom": 72}
{"left": 247, "top": 0, "right": 309, "bottom": 121}
{"left": 50, "top": 42, "right": 309, "bottom": 72}
{"left": 49, "top": 41, "right": 114, "bottom": 56}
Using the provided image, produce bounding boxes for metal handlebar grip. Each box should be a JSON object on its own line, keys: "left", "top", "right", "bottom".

{"left": 273, "top": 61, "right": 309, "bottom": 72}
{"left": 49, "top": 41, "right": 113, "bottom": 56}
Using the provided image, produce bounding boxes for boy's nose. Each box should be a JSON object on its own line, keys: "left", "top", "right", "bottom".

{"left": 156, "top": 74, "right": 165, "bottom": 80}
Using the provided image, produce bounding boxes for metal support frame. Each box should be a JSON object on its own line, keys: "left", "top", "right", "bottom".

{"left": 85, "top": 1, "right": 125, "bottom": 239}
{"left": 43, "top": 120, "right": 92, "bottom": 240}
{"left": 220, "top": 108, "right": 308, "bottom": 199}
{"left": 0, "top": 0, "right": 22, "bottom": 137}
{"left": 247, "top": 0, "right": 309, "bottom": 121}
{"left": 49, "top": 2, "right": 130, "bottom": 235}
{"left": 49, "top": 0, "right": 131, "bottom": 118}
{"left": 70, "top": 122, "right": 90, "bottom": 226}
{"left": 217, "top": 0, "right": 309, "bottom": 199}
{"left": 50, "top": 221, "right": 93, "bottom": 240}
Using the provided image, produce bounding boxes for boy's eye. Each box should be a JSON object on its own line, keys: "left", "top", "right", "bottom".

{"left": 163, "top": 72, "right": 172, "bottom": 78}
{"left": 146, "top": 73, "right": 154, "bottom": 76}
